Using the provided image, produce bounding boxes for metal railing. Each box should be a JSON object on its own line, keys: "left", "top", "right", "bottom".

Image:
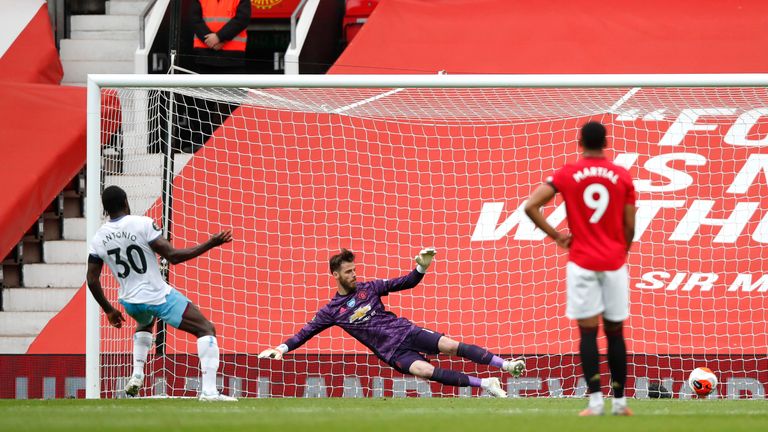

{"left": 290, "top": 0, "right": 311, "bottom": 50}
{"left": 139, "top": 0, "right": 159, "bottom": 50}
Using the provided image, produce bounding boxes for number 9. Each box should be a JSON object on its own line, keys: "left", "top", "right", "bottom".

{"left": 583, "top": 183, "right": 609, "bottom": 223}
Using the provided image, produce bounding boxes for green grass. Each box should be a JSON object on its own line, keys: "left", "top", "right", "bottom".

{"left": 1, "top": 398, "right": 767, "bottom": 432}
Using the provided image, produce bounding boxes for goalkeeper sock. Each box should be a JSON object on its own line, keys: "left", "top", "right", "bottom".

{"left": 132, "top": 332, "right": 153, "bottom": 378}
{"left": 579, "top": 325, "right": 601, "bottom": 394}
{"left": 197, "top": 335, "right": 220, "bottom": 395}
{"left": 605, "top": 322, "right": 627, "bottom": 399}
{"left": 430, "top": 368, "right": 470, "bottom": 387}
{"left": 456, "top": 343, "right": 503, "bottom": 367}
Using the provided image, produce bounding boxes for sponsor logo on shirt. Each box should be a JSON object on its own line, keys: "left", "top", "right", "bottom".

{"left": 349, "top": 305, "right": 371, "bottom": 323}
{"left": 339, "top": 307, "right": 347, "bottom": 314}
{"left": 346, "top": 298, "right": 356, "bottom": 308}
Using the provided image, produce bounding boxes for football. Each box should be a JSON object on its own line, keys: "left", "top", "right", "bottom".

{"left": 688, "top": 367, "right": 718, "bottom": 397}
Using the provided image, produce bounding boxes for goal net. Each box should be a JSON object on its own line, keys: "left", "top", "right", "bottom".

{"left": 87, "top": 75, "right": 768, "bottom": 399}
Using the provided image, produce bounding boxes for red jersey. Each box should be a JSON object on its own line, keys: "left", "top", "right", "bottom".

{"left": 548, "top": 156, "right": 636, "bottom": 271}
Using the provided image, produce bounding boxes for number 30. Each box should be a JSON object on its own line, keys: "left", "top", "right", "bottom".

{"left": 583, "top": 183, "right": 609, "bottom": 223}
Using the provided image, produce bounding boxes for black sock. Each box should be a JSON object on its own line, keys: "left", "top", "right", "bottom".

{"left": 604, "top": 322, "right": 627, "bottom": 399}
{"left": 456, "top": 342, "right": 495, "bottom": 365}
{"left": 430, "top": 368, "right": 471, "bottom": 387}
{"left": 579, "top": 325, "right": 601, "bottom": 394}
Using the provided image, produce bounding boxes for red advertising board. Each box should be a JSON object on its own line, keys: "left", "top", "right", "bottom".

{"left": 2, "top": 354, "right": 766, "bottom": 399}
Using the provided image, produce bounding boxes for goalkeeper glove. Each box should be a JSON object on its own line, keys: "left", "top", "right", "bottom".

{"left": 414, "top": 247, "right": 437, "bottom": 272}
{"left": 258, "top": 344, "right": 288, "bottom": 360}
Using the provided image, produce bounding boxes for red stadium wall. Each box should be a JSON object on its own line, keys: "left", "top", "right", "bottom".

{"left": 331, "top": 0, "right": 768, "bottom": 74}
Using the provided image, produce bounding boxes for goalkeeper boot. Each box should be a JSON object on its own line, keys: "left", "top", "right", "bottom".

{"left": 124, "top": 374, "right": 144, "bottom": 397}
{"left": 482, "top": 378, "right": 508, "bottom": 398}
{"left": 611, "top": 398, "right": 633, "bottom": 416}
{"left": 503, "top": 358, "right": 526, "bottom": 378}
{"left": 199, "top": 391, "right": 238, "bottom": 402}
{"left": 579, "top": 393, "right": 605, "bottom": 416}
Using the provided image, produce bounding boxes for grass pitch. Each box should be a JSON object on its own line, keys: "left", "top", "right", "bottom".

{"left": 1, "top": 398, "right": 767, "bottom": 432}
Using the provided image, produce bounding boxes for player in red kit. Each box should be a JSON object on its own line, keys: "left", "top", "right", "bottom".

{"left": 524, "top": 121, "right": 637, "bottom": 416}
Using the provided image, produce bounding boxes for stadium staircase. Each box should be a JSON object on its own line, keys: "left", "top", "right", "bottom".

{"left": 0, "top": 173, "right": 87, "bottom": 353}
{"left": 60, "top": 0, "right": 147, "bottom": 84}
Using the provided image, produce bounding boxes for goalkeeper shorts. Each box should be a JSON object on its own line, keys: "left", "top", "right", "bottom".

{"left": 388, "top": 326, "right": 443, "bottom": 374}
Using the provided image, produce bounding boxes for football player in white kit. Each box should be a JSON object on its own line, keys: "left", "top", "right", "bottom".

{"left": 86, "top": 185, "right": 236, "bottom": 401}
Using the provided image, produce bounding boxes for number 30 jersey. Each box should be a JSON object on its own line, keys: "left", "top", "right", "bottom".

{"left": 88, "top": 215, "right": 171, "bottom": 305}
{"left": 548, "top": 156, "right": 636, "bottom": 271}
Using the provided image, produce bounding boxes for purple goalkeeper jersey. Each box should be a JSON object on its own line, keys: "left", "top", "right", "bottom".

{"left": 283, "top": 268, "right": 425, "bottom": 362}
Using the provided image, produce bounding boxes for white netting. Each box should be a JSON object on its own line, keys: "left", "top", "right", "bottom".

{"left": 95, "top": 84, "right": 768, "bottom": 399}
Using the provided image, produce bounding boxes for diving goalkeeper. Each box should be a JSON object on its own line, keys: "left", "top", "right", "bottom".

{"left": 258, "top": 248, "right": 525, "bottom": 397}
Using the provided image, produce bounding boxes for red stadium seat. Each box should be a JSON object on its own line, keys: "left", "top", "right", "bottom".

{"left": 343, "top": 0, "right": 379, "bottom": 44}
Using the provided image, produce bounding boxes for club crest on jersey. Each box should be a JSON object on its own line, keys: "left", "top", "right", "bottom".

{"left": 152, "top": 221, "right": 162, "bottom": 231}
{"left": 346, "top": 298, "right": 356, "bottom": 308}
{"left": 349, "top": 305, "right": 371, "bottom": 323}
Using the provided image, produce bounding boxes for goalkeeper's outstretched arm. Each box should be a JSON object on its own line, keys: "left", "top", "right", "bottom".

{"left": 258, "top": 311, "right": 333, "bottom": 359}
{"left": 382, "top": 248, "right": 437, "bottom": 293}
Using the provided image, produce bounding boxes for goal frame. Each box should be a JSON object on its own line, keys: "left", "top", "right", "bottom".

{"left": 85, "top": 73, "right": 768, "bottom": 399}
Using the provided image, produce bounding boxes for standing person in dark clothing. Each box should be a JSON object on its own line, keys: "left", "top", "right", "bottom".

{"left": 180, "top": 0, "right": 251, "bottom": 153}
{"left": 190, "top": 0, "right": 251, "bottom": 73}
{"left": 258, "top": 248, "right": 526, "bottom": 397}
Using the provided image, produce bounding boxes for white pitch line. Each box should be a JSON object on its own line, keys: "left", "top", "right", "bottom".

{"left": 609, "top": 87, "right": 641, "bottom": 112}
{"left": 332, "top": 88, "right": 405, "bottom": 114}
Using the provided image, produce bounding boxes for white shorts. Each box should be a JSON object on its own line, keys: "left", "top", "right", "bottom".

{"left": 566, "top": 261, "right": 629, "bottom": 322}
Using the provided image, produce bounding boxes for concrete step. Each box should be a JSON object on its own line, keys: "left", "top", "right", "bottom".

{"left": 107, "top": 1, "right": 149, "bottom": 15}
{"left": 0, "top": 336, "right": 37, "bottom": 354}
{"left": 70, "top": 30, "right": 139, "bottom": 40}
{"left": 118, "top": 153, "right": 194, "bottom": 176}
{"left": 44, "top": 241, "right": 87, "bottom": 264}
{"left": 60, "top": 39, "right": 136, "bottom": 62}
{"left": 62, "top": 60, "right": 134, "bottom": 85}
{"left": 0, "top": 312, "right": 57, "bottom": 337}
{"left": 63, "top": 218, "right": 87, "bottom": 241}
{"left": 23, "top": 264, "right": 84, "bottom": 288}
{"left": 71, "top": 15, "right": 140, "bottom": 31}
{"left": 2, "top": 288, "right": 79, "bottom": 312}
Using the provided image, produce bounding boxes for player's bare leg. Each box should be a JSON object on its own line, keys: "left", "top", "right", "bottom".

{"left": 124, "top": 320, "right": 154, "bottom": 397}
{"left": 408, "top": 360, "right": 507, "bottom": 397}
{"left": 578, "top": 315, "right": 603, "bottom": 416}
{"left": 437, "top": 336, "right": 526, "bottom": 377}
{"left": 604, "top": 318, "right": 631, "bottom": 415}
{"left": 178, "top": 303, "right": 236, "bottom": 401}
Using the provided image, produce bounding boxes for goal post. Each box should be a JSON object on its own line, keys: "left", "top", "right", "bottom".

{"left": 86, "top": 74, "right": 768, "bottom": 399}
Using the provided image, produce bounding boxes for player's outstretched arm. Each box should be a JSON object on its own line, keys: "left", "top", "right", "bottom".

{"left": 86, "top": 261, "right": 126, "bottom": 328}
{"left": 382, "top": 248, "right": 436, "bottom": 293}
{"left": 524, "top": 185, "right": 571, "bottom": 249}
{"left": 259, "top": 312, "right": 334, "bottom": 359}
{"left": 258, "top": 344, "right": 289, "bottom": 360}
{"left": 150, "top": 230, "right": 232, "bottom": 265}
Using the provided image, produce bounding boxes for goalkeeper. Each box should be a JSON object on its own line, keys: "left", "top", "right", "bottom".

{"left": 259, "top": 248, "right": 525, "bottom": 397}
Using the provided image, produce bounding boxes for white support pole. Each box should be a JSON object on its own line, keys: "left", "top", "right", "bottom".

{"left": 85, "top": 77, "right": 102, "bottom": 399}
{"left": 89, "top": 73, "right": 768, "bottom": 89}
